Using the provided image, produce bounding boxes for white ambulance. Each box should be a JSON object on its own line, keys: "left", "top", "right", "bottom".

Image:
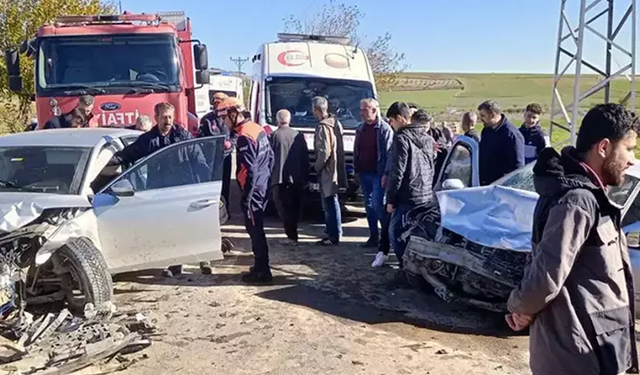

{"left": 249, "top": 33, "right": 378, "bottom": 200}
{"left": 195, "top": 72, "right": 245, "bottom": 119}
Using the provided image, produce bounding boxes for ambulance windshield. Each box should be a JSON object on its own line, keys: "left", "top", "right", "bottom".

{"left": 265, "top": 77, "right": 375, "bottom": 129}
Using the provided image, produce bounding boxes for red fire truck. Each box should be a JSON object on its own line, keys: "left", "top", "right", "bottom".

{"left": 4, "top": 11, "right": 209, "bottom": 133}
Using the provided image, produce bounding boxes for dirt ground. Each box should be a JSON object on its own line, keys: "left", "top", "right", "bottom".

{"left": 102, "top": 196, "right": 532, "bottom": 374}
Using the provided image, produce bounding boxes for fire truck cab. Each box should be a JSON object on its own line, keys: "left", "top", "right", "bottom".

{"left": 4, "top": 11, "right": 209, "bottom": 133}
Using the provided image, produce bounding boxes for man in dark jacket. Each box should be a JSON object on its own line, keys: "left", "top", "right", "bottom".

{"left": 217, "top": 97, "right": 274, "bottom": 283}
{"left": 355, "top": 98, "right": 393, "bottom": 266}
{"left": 44, "top": 95, "right": 96, "bottom": 129}
{"left": 109, "top": 102, "right": 209, "bottom": 278}
{"left": 478, "top": 100, "right": 525, "bottom": 185}
{"left": 386, "top": 102, "right": 436, "bottom": 287}
{"left": 519, "top": 103, "right": 548, "bottom": 164}
{"left": 507, "top": 103, "right": 639, "bottom": 375}
{"left": 198, "top": 92, "right": 235, "bottom": 215}
{"left": 270, "top": 109, "right": 308, "bottom": 245}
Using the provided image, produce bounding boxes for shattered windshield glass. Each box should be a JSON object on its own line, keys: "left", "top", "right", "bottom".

{"left": 0, "top": 146, "right": 91, "bottom": 194}
{"left": 495, "top": 164, "right": 535, "bottom": 192}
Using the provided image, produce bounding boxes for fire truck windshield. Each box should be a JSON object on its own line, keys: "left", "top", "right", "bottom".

{"left": 37, "top": 34, "right": 180, "bottom": 94}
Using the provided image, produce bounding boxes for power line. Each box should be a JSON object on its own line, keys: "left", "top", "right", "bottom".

{"left": 229, "top": 56, "right": 249, "bottom": 77}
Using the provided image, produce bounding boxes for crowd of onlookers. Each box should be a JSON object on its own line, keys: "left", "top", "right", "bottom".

{"left": 24, "top": 90, "right": 640, "bottom": 375}
{"left": 267, "top": 96, "right": 550, "bottom": 287}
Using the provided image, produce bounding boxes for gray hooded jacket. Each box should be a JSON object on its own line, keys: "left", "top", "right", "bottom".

{"left": 508, "top": 146, "right": 638, "bottom": 375}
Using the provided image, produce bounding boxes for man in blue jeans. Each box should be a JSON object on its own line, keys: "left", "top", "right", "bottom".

{"left": 385, "top": 102, "right": 436, "bottom": 287}
{"left": 312, "top": 96, "right": 347, "bottom": 246}
{"left": 354, "top": 98, "right": 393, "bottom": 266}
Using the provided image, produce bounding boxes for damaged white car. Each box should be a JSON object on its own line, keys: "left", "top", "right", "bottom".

{"left": 403, "top": 136, "right": 640, "bottom": 313}
{"left": 0, "top": 128, "right": 226, "bottom": 316}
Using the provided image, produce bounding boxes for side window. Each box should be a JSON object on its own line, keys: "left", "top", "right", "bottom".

{"left": 121, "top": 135, "right": 139, "bottom": 147}
{"left": 440, "top": 144, "right": 472, "bottom": 188}
{"left": 110, "top": 137, "right": 224, "bottom": 193}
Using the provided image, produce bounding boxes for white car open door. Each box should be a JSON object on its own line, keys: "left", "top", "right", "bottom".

{"left": 92, "top": 136, "right": 225, "bottom": 274}
{"left": 433, "top": 135, "right": 480, "bottom": 192}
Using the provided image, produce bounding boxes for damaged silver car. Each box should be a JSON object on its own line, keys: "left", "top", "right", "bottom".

{"left": 403, "top": 136, "right": 640, "bottom": 313}
{"left": 0, "top": 128, "right": 227, "bottom": 317}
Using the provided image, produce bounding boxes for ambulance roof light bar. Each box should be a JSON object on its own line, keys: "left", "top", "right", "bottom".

{"left": 276, "top": 33, "right": 351, "bottom": 46}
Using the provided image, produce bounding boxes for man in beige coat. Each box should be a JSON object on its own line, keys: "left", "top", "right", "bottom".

{"left": 312, "top": 96, "right": 346, "bottom": 246}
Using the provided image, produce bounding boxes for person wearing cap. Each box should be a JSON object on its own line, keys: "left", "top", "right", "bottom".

{"left": 216, "top": 97, "right": 274, "bottom": 283}
{"left": 199, "top": 92, "right": 236, "bottom": 216}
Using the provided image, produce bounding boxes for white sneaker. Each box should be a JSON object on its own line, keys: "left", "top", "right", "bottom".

{"left": 371, "top": 252, "right": 388, "bottom": 268}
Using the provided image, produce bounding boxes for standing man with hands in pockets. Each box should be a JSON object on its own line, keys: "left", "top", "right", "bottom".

{"left": 354, "top": 98, "right": 394, "bottom": 267}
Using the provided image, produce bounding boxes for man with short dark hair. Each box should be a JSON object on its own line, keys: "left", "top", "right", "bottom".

{"left": 270, "top": 109, "right": 308, "bottom": 245}
{"left": 355, "top": 98, "right": 393, "bottom": 266}
{"left": 478, "top": 100, "right": 525, "bottom": 185}
{"left": 519, "top": 103, "right": 548, "bottom": 164}
{"left": 386, "top": 102, "right": 436, "bottom": 287}
{"left": 44, "top": 95, "right": 95, "bottom": 129}
{"left": 507, "top": 103, "right": 639, "bottom": 375}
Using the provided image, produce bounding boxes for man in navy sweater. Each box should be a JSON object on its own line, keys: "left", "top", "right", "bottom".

{"left": 519, "top": 103, "right": 548, "bottom": 164}
{"left": 478, "top": 100, "right": 525, "bottom": 185}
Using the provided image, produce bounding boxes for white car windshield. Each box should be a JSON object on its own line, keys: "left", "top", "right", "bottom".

{"left": 496, "top": 162, "right": 640, "bottom": 207}
{"left": 0, "top": 146, "right": 91, "bottom": 195}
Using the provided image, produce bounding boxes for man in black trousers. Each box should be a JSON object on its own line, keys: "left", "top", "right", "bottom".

{"left": 270, "top": 109, "right": 309, "bottom": 245}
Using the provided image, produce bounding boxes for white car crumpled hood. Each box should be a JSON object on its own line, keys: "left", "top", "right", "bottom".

{"left": 436, "top": 185, "right": 539, "bottom": 252}
{"left": 0, "top": 194, "right": 92, "bottom": 233}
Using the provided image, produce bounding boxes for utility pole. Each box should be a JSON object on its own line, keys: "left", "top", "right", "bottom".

{"left": 550, "top": 0, "right": 636, "bottom": 146}
{"left": 118, "top": 1, "right": 123, "bottom": 13}
{"left": 230, "top": 56, "right": 249, "bottom": 77}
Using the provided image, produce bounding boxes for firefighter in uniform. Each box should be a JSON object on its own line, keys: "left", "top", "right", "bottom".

{"left": 216, "top": 98, "right": 274, "bottom": 283}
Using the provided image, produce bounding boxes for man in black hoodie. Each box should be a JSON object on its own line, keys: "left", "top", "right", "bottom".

{"left": 507, "top": 103, "right": 639, "bottom": 375}
{"left": 386, "top": 102, "right": 436, "bottom": 287}
{"left": 519, "top": 103, "right": 548, "bottom": 164}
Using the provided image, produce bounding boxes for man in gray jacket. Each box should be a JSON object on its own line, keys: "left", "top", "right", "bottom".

{"left": 312, "top": 96, "right": 347, "bottom": 246}
{"left": 507, "top": 103, "right": 639, "bottom": 375}
{"left": 270, "top": 109, "right": 309, "bottom": 245}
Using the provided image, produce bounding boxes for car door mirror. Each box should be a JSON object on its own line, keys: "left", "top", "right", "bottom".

{"left": 110, "top": 179, "right": 135, "bottom": 197}
{"left": 442, "top": 179, "right": 465, "bottom": 190}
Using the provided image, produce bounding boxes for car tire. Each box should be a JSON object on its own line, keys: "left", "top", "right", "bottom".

{"left": 56, "top": 238, "right": 113, "bottom": 312}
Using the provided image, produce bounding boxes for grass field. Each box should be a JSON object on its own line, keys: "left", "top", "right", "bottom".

{"left": 378, "top": 72, "right": 638, "bottom": 145}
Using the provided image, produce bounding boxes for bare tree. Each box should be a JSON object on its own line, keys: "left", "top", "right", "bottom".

{"left": 283, "top": 0, "right": 406, "bottom": 90}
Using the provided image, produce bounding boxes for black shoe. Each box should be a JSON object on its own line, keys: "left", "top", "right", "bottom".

{"left": 317, "top": 238, "right": 339, "bottom": 246}
{"left": 241, "top": 270, "right": 273, "bottom": 284}
{"left": 390, "top": 270, "right": 412, "bottom": 289}
{"left": 360, "top": 237, "right": 379, "bottom": 248}
{"left": 162, "top": 265, "right": 183, "bottom": 278}
{"left": 200, "top": 262, "right": 213, "bottom": 275}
